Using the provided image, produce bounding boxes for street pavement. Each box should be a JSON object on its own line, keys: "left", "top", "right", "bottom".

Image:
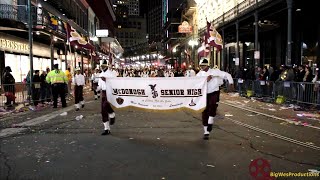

{"left": 0, "top": 92, "right": 320, "bottom": 180}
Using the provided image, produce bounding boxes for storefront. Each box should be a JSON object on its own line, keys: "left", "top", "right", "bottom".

{"left": 0, "top": 32, "right": 68, "bottom": 82}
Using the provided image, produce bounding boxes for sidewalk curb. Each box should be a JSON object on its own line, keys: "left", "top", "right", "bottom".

{"left": 0, "top": 100, "right": 94, "bottom": 138}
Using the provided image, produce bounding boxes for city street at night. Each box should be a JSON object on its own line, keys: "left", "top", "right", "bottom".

{"left": 0, "top": 92, "right": 319, "bottom": 179}
{"left": 1, "top": 0, "right": 320, "bottom": 179}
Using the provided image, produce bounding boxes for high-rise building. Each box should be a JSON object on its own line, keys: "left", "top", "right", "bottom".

{"left": 115, "top": 16, "right": 147, "bottom": 49}
{"left": 114, "top": 0, "right": 147, "bottom": 58}
{"left": 147, "top": 0, "right": 167, "bottom": 43}
{"left": 113, "top": 0, "right": 139, "bottom": 16}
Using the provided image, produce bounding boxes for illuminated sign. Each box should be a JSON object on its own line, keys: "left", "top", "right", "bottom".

{"left": 0, "top": 38, "right": 29, "bottom": 52}
{"left": 96, "top": 29, "right": 109, "bottom": 37}
{"left": 178, "top": 21, "right": 192, "bottom": 33}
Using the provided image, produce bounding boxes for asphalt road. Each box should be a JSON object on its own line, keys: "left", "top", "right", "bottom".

{"left": 0, "top": 95, "right": 319, "bottom": 180}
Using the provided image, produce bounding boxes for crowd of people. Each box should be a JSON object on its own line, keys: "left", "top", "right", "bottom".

{"left": 4, "top": 60, "right": 320, "bottom": 140}
{"left": 233, "top": 64, "right": 319, "bottom": 83}
{"left": 2, "top": 63, "right": 320, "bottom": 108}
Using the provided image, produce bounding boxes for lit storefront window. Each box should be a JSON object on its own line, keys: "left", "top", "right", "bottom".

{"left": 4, "top": 53, "right": 65, "bottom": 82}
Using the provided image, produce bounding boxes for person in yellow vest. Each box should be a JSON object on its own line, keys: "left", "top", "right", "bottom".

{"left": 46, "top": 64, "right": 68, "bottom": 108}
{"left": 65, "top": 67, "right": 72, "bottom": 97}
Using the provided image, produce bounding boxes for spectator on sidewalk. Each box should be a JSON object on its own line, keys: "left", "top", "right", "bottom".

{"left": 32, "top": 70, "right": 41, "bottom": 107}
{"left": 2, "top": 66, "right": 15, "bottom": 107}
{"left": 296, "top": 65, "right": 306, "bottom": 82}
{"left": 65, "top": 67, "right": 72, "bottom": 97}
{"left": 40, "top": 70, "right": 48, "bottom": 104}
{"left": 25, "top": 71, "right": 31, "bottom": 102}
{"left": 45, "top": 68, "right": 52, "bottom": 103}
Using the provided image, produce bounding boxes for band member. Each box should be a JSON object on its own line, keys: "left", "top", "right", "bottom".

{"left": 196, "top": 58, "right": 233, "bottom": 140}
{"left": 97, "top": 61, "right": 116, "bottom": 135}
{"left": 73, "top": 67, "right": 85, "bottom": 111}
{"left": 46, "top": 64, "right": 68, "bottom": 108}
{"left": 91, "top": 68, "right": 101, "bottom": 100}
{"left": 185, "top": 66, "right": 196, "bottom": 77}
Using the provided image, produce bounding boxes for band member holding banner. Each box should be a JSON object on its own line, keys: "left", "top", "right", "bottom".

{"left": 91, "top": 68, "right": 101, "bottom": 100}
{"left": 73, "top": 67, "right": 85, "bottom": 111}
{"left": 97, "top": 60, "right": 116, "bottom": 135}
{"left": 196, "top": 58, "right": 233, "bottom": 140}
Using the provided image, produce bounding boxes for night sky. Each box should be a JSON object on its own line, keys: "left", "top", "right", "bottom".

{"left": 139, "top": 0, "right": 184, "bottom": 16}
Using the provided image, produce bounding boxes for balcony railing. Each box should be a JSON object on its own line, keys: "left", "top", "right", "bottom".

{"left": 199, "top": 0, "right": 273, "bottom": 34}
{"left": 0, "top": 3, "right": 65, "bottom": 35}
{"left": 0, "top": 4, "right": 31, "bottom": 24}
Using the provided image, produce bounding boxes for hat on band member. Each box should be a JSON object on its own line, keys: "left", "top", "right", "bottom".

{"left": 199, "top": 58, "right": 209, "bottom": 66}
{"left": 101, "top": 60, "right": 108, "bottom": 66}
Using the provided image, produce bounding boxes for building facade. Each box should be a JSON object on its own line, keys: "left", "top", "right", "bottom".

{"left": 177, "top": 0, "right": 320, "bottom": 73}
{"left": 147, "top": 0, "right": 167, "bottom": 43}
{"left": 113, "top": 0, "right": 139, "bottom": 16}
{"left": 0, "top": 0, "right": 116, "bottom": 82}
{"left": 115, "top": 16, "right": 147, "bottom": 49}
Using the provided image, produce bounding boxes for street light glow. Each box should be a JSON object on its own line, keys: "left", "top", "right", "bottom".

{"left": 188, "top": 40, "right": 198, "bottom": 47}
{"left": 173, "top": 48, "right": 177, "bottom": 53}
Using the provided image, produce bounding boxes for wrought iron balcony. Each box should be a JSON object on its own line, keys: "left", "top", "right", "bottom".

{"left": 0, "top": 3, "right": 66, "bottom": 36}
{"left": 198, "top": 0, "right": 273, "bottom": 34}
{"left": 0, "top": 4, "right": 36, "bottom": 25}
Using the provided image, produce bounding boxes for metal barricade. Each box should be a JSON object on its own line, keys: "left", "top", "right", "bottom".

{"left": 0, "top": 83, "right": 55, "bottom": 108}
{"left": 0, "top": 83, "right": 28, "bottom": 107}
{"left": 294, "top": 82, "right": 318, "bottom": 105}
{"left": 230, "top": 79, "right": 320, "bottom": 106}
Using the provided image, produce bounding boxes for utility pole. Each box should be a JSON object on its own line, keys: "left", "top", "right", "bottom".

{"left": 28, "top": 0, "right": 34, "bottom": 105}
{"left": 286, "top": 0, "right": 293, "bottom": 66}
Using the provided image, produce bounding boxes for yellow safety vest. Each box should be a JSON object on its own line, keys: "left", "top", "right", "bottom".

{"left": 46, "top": 70, "right": 67, "bottom": 84}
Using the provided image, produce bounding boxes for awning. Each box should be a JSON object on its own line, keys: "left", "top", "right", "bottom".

{"left": 101, "top": 37, "right": 124, "bottom": 55}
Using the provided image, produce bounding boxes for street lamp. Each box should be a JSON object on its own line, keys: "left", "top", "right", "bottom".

{"left": 173, "top": 47, "right": 177, "bottom": 53}
{"left": 171, "top": 47, "right": 177, "bottom": 68}
{"left": 188, "top": 40, "right": 199, "bottom": 67}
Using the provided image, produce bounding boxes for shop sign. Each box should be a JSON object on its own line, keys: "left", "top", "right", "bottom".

{"left": 96, "top": 29, "right": 109, "bottom": 37}
{"left": 254, "top": 51, "right": 260, "bottom": 59}
{"left": 0, "top": 38, "right": 29, "bottom": 52}
{"left": 178, "top": 21, "right": 192, "bottom": 33}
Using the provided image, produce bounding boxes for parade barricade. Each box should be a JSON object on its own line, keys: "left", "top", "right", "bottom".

{"left": 0, "top": 83, "right": 29, "bottom": 107}
{"left": 229, "top": 79, "right": 320, "bottom": 106}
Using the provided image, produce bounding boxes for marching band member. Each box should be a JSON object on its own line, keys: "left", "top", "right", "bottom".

{"left": 112, "top": 66, "right": 119, "bottom": 77}
{"left": 164, "top": 70, "right": 170, "bottom": 77}
{"left": 91, "top": 68, "right": 101, "bottom": 100}
{"left": 196, "top": 58, "right": 234, "bottom": 140}
{"left": 185, "top": 66, "right": 196, "bottom": 77}
{"left": 169, "top": 70, "right": 175, "bottom": 77}
{"left": 97, "top": 61, "right": 116, "bottom": 135}
{"left": 141, "top": 69, "right": 149, "bottom": 78}
{"left": 73, "top": 67, "right": 85, "bottom": 111}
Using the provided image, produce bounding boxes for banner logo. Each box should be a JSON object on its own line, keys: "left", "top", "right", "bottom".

{"left": 116, "top": 97, "right": 124, "bottom": 105}
{"left": 189, "top": 99, "right": 196, "bottom": 106}
{"left": 149, "top": 84, "right": 158, "bottom": 98}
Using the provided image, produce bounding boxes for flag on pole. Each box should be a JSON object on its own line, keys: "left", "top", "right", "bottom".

{"left": 197, "top": 35, "right": 210, "bottom": 58}
{"left": 64, "top": 22, "right": 95, "bottom": 51}
{"left": 206, "top": 20, "right": 223, "bottom": 51}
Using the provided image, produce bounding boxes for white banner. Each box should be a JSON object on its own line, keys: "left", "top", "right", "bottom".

{"left": 106, "top": 77, "right": 207, "bottom": 111}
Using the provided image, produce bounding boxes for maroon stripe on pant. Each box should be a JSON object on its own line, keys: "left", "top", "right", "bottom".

{"left": 74, "top": 85, "right": 83, "bottom": 104}
{"left": 202, "top": 91, "right": 219, "bottom": 126}
{"left": 101, "top": 90, "right": 114, "bottom": 122}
